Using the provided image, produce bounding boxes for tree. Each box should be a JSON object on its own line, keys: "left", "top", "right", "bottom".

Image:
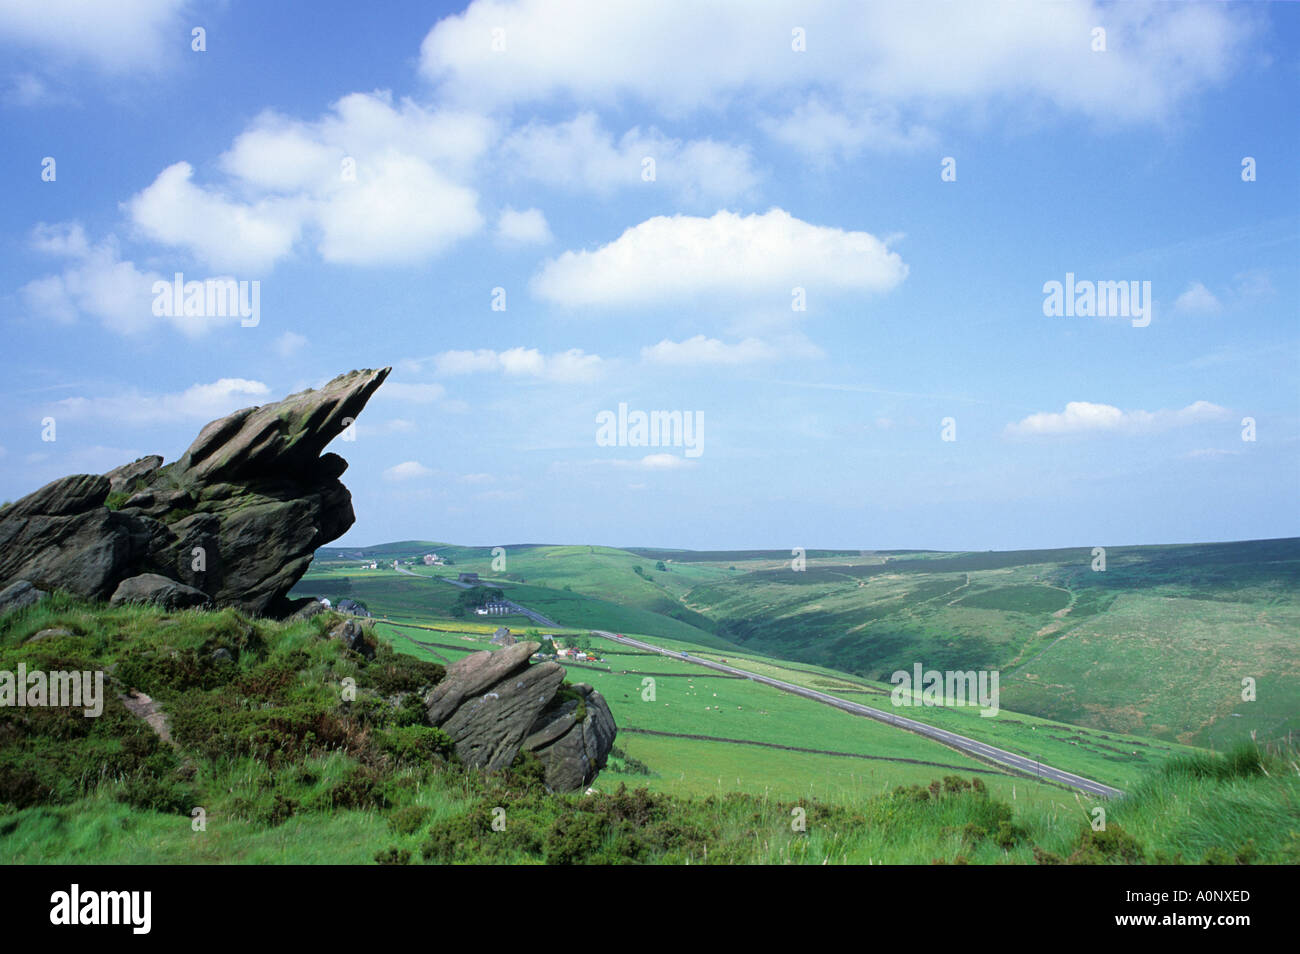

{"left": 656, "top": 561, "right": 667, "bottom": 572}
{"left": 454, "top": 586, "right": 504, "bottom": 614}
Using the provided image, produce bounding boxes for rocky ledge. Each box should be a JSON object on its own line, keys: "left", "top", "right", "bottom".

{"left": 0, "top": 368, "right": 390, "bottom": 617}
{"left": 0, "top": 367, "right": 618, "bottom": 791}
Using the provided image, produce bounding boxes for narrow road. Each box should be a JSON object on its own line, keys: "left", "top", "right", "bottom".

{"left": 390, "top": 563, "right": 1119, "bottom": 797}
{"left": 591, "top": 629, "right": 1123, "bottom": 799}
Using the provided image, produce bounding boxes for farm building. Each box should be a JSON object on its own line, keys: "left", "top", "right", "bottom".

{"left": 337, "top": 598, "right": 371, "bottom": 618}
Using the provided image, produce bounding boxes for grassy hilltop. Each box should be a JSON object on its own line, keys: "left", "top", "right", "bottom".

{"left": 2, "top": 592, "right": 1296, "bottom": 864}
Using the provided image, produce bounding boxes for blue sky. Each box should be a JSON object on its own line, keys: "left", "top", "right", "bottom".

{"left": 1, "top": 1, "right": 1296, "bottom": 551}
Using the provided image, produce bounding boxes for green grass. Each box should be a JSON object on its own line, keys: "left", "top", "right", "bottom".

{"left": 299, "top": 536, "right": 1299, "bottom": 789}
{"left": 3, "top": 593, "right": 1295, "bottom": 864}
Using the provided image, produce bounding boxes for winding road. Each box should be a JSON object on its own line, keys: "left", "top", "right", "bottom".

{"left": 388, "top": 562, "right": 1119, "bottom": 797}
{"left": 591, "top": 629, "right": 1123, "bottom": 799}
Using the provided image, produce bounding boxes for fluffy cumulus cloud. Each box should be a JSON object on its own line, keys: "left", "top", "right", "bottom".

{"left": 125, "top": 92, "right": 490, "bottom": 271}
{"left": 315, "top": 153, "right": 481, "bottom": 265}
{"left": 18, "top": 222, "right": 232, "bottom": 336}
{"left": 421, "top": 1, "right": 1252, "bottom": 148}
{"left": 499, "top": 112, "right": 758, "bottom": 201}
{"left": 48, "top": 378, "right": 271, "bottom": 426}
{"left": 0, "top": 0, "right": 189, "bottom": 73}
{"left": 1005, "top": 400, "right": 1230, "bottom": 439}
{"left": 432, "top": 347, "right": 604, "bottom": 382}
{"left": 532, "top": 209, "right": 907, "bottom": 307}
{"left": 125, "top": 162, "right": 306, "bottom": 273}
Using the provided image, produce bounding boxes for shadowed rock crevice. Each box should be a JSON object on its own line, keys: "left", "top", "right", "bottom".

{"left": 0, "top": 368, "right": 390, "bottom": 617}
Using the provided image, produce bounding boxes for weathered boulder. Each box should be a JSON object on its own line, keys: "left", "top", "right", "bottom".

{"left": 426, "top": 641, "right": 539, "bottom": 723}
{"left": 110, "top": 573, "right": 211, "bottom": 610}
{"left": 0, "top": 476, "right": 159, "bottom": 599}
{"left": 172, "top": 368, "right": 386, "bottom": 484}
{"left": 423, "top": 642, "right": 617, "bottom": 791}
{"left": 441, "top": 661, "right": 567, "bottom": 771}
{"left": 0, "top": 580, "right": 47, "bottom": 615}
{"left": 27, "top": 627, "right": 73, "bottom": 643}
{"left": 529, "top": 684, "right": 617, "bottom": 792}
{"left": 0, "top": 368, "right": 390, "bottom": 616}
{"left": 329, "top": 617, "right": 374, "bottom": 659}
{"left": 291, "top": 599, "right": 329, "bottom": 621}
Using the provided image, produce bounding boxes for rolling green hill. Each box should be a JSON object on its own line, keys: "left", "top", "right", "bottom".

{"left": 304, "top": 537, "right": 1300, "bottom": 750}
{"left": 5, "top": 585, "right": 1293, "bottom": 864}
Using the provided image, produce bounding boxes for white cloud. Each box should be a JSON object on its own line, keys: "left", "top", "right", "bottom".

{"left": 532, "top": 209, "right": 907, "bottom": 307}
{"left": 0, "top": 0, "right": 188, "bottom": 73}
{"left": 220, "top": 95, "right": 492, "bottom": 188}
{"left": 432, "top": 347, "right": 604, "bottom": 382}
{"left": 496, "top": 206, "right": 552, "bottom": 244}
{"left": 384, "top": 460, "right": 435, "bottom": 481}
{"left": 760, "top": 98, "right": 936, "bottom": 161}
{"left": 126, "top": 162, "right": 306, "bottom": 273}
{"left": 315, "top": 153, "right": 482, "bottom": 265}
{"left": 125, "top": 92, "right": 490, "bottom": 271}
{"left": 19, "top": 222, "right": 222, "bottom": 336}
{"left": 421, "top": 2, "right": 1251, "bottom": 140}
{"left": 1005, "top": 400, "right": 1230, "bottom": 439}
{"left": 1173, "top": 281, "right": 1222, "bottom": 314}
{"left": 48, "top": 378, "right": 271, "bottom": 427}
{"left": 641, "top": 336, "right": 781, "bottom": 366}
{"left": 499, "top": 112, "right": 758, "bottom": 200}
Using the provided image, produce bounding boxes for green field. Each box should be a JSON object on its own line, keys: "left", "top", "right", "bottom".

{"left": 293, "top": 546, "right": 1235, "bottom": 798}
{"left": 4, "top": 563, "right": 1296, "bottom": 864}
{"left": 300, "top": 537, "right": 1300, "bottom": 751}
